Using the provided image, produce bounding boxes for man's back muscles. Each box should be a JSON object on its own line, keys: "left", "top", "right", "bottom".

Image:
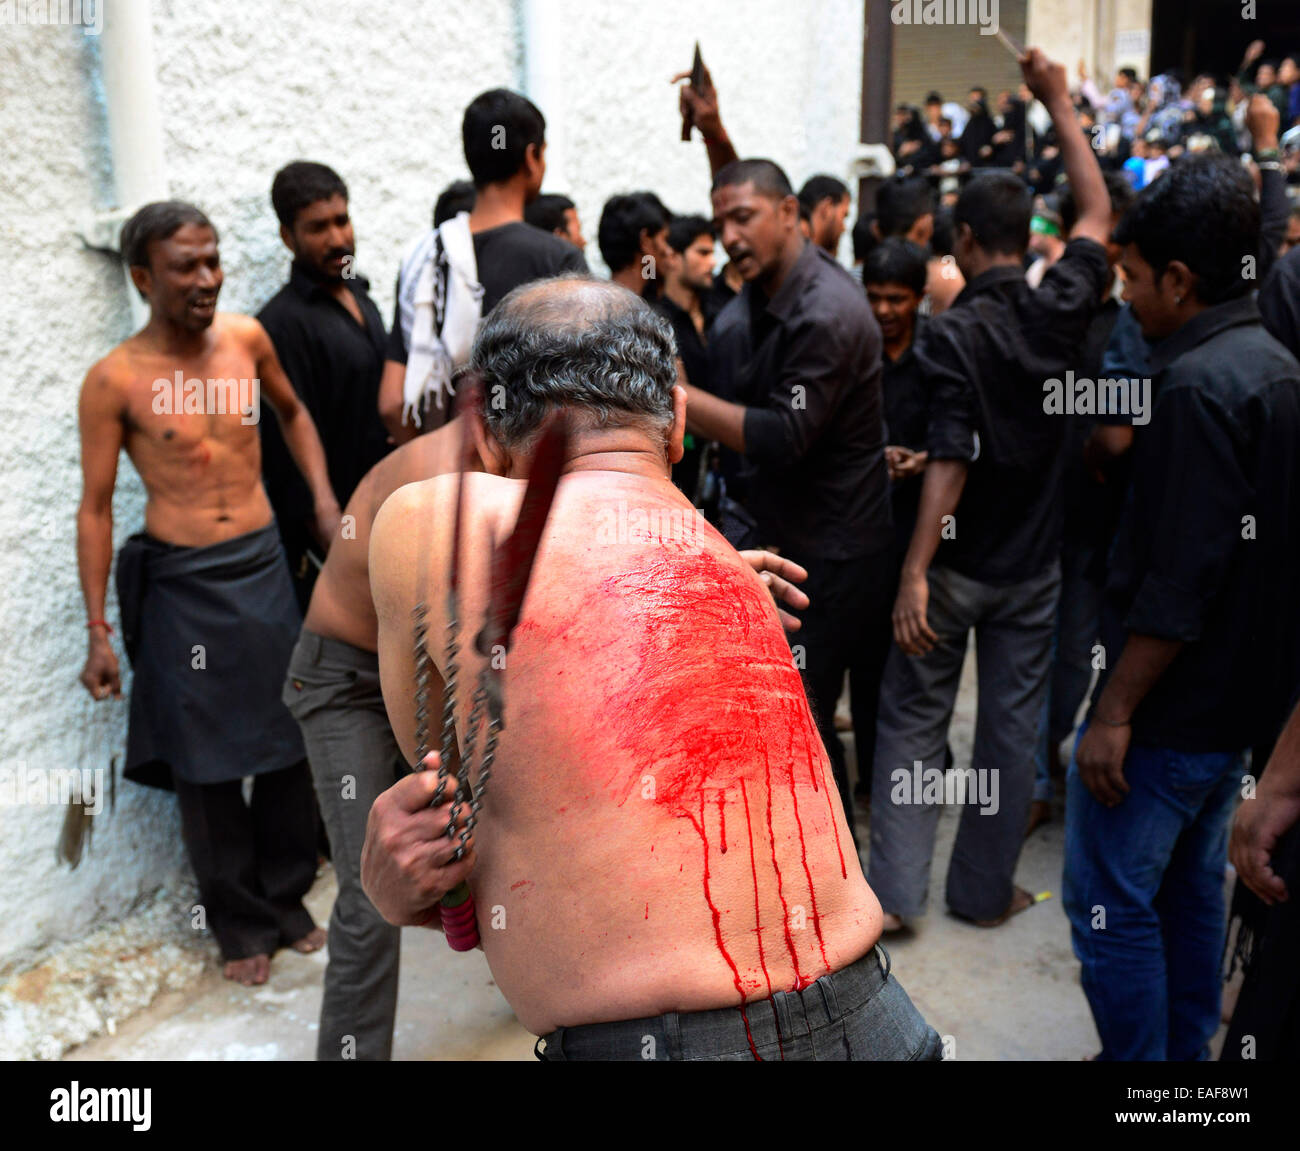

{"left": 370, "top": 470, "right": 880, "bottom": 1034}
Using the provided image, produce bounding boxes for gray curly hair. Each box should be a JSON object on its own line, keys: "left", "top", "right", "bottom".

{"left": 469, "top": 274, "right": 679, "bottom": 448}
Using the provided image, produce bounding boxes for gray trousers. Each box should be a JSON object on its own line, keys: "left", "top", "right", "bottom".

{"left": 867, "top": 562, "right": 1060, "bottom": 921}
{"left": 283, "top": 630, "right": 409, "bottom": 1061}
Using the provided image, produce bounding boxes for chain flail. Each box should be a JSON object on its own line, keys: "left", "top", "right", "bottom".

{"left": 411, "top": 602, "right": 432, "bottom": 768}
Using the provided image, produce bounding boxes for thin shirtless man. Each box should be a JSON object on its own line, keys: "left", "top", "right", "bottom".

{"left": 361, "top": 276, "right": 942, "bottom": 1060}
{"left": 77, "top": 201, "right": 341, "bottom": 985}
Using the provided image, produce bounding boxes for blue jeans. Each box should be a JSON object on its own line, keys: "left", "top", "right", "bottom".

{"left": 1062, "top": 724, "right": 1243, "bottom": 1060}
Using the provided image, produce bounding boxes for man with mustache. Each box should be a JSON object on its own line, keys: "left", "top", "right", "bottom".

{"left": 77, "top": 200, "right": 342, "bottom": 985}
{"left": 677, "top": 158, "right": 893, "bottom": 849}
{"left": 259, "top": 161, "right": 391, "bottom": 611}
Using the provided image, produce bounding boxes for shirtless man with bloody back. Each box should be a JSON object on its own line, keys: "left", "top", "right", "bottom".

{"left": 77, "top": 201, "right": 342, "bottom": 984}
{"left": 286, "top": 415, "right": 811, "bottom": 1060}
{"left": 362, "top": 277, "right": 941, "bottom": 1060}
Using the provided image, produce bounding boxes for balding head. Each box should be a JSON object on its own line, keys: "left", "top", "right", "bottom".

{"left": 470, "top": 274, "right": 679, "bottom": 450}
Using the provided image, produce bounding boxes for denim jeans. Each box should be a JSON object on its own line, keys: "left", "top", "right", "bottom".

{"left": 1063, "top": 724, "right": 1243, "bottom": 1060}
{"left": 1033, "top": 537, "right": 1103, "bottom": 803}
{"left": 534, "top": 945, "right": 942, "bottom": 1061}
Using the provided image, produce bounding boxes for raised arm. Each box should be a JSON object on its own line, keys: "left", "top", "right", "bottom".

{"left": 1247, "top": 94, "right": 1288, "bottom": 277}
{"left": 251, "top": 319, "right": 342, "bottom": 548}
{"left": 673, "top": 63, "right": 739, "bottom": 180}
{"left": 1022, "top": 47, "right": 1110, "bottom": 245}
{"left": 76, "top": 362, "right": 125, "bottom": 701}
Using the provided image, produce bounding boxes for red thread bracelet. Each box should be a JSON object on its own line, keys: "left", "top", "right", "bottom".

{"left": 87, "top": 620, "right": 114, "bottom": 634}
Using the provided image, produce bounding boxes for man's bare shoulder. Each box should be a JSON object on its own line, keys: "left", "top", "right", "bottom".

{"left": 362, "top": 422, "right": 468, "bottom": 524}
{"left": 80, "top": 343, "right": 140, "bottom": 408}
{"left": 217, "top": 312, "right": 271, "bottom": 355}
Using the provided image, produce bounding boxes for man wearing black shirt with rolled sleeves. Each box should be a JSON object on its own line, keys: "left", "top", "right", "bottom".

{"left": 679, "top": 157, "right": 893, "bottom": 847}
{"left": 259, "top": 162, "right": 391, "bottom": 612}
{"left": 1065, "top": 154, "right": 1300, "bottom": 1062}
{"left": 869, "top": 49, "right": 1113, "bottom": 930}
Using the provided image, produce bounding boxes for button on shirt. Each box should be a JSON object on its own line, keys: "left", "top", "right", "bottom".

{"left": 727, "top": 242, "right": 892, "bottom": 562}
{"left": 919, "top": 238, "right": 1110, "bottom": 584}
{"left": 1093, "top": 295, "right": 1300, "bottom": 752}
{"left": 257, "top": 263, "right": 391, "bottom": 561}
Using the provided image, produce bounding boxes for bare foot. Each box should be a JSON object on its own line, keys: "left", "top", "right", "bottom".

{"left": 224, "top": 954, "right": 270, "bottom": 985}
{"left": 881, "top": 912, "right": 905, "bottom": 933}
{"left": 973, "top": 886, "right": 1036, "bottom": 928}
{"left": 1025, "top": 799, "right": 1051, "bottom": 837}
{"left": 291, "top": 927, "right": 327, "bottom": 954}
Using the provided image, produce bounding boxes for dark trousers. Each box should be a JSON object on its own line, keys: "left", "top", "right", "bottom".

{"left": 173, "top": 762, "right": 318, "bottom": 961}
{"left": 795, "top": 550, "right": 896, "bottom": 848}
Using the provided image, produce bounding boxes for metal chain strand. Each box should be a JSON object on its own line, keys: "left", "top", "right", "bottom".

{"left": 411, "top": 603, "right": 432, "bottom": 769}
{"left": 465, "top": 704, "right": 500, "bottom": 837}
{"left": 449, "top": 682, "right": 487, "bottom": 860}
{"left": 458, "top": 679, "right": 492, "bottom": 848}
{"left": 434, "top": 614, "right": 459, "bottom": 806}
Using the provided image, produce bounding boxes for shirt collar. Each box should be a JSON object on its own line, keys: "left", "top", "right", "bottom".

{"left": 288, "top": 260, "right": 370, "bottom": 300}
{"left": 955, "top": 263, "right": 1026, "bottom": 303}
{"left": 752, "top": 240, "right": 820, "bottom": 323}
{"left": 1146, "top": 295, "right": 1261, "bottom": 374}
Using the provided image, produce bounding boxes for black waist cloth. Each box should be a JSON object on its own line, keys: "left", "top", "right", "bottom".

{"left": 115, "top": 523, "right": 306, "bottom": 790}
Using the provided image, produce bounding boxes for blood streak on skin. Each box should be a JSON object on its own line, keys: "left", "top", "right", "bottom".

{"left": 718, "top": 792, "right": 727, "bottom": 854}
{"left": 787, "top": 695, "right": 847, "bottom": 880}
{"left": 739, "top": 780, "right": 773, "bottom": 998}
{"left": 594, "top": 548, "right": 847, "bottom": 1038}
{"left": 764, "top": 746, "right": 804, "bottom": 985}
{"left": 786, "top": 760, "right": 830, "bottom": 975}
{"left": 741, "top": 778, "right": 784, "bottom": 1060}
{"left": 685, "top": 796, "right": 760, "bottom": 1060}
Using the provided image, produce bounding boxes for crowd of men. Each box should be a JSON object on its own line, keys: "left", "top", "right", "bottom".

{"left": 74, "top": 38, "right": 1300, "bottom": 1063}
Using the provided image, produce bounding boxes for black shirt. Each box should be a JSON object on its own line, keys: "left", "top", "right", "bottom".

{"left": 724, "top": 241, "right": 892, "bottom": 562}
{"left": 257, "top": 263, "right": 390, "bottom": 581}
{"left": 386, "top": 221, "right": 587, "bottom": 363}
{"left": 920, "top": 238, "right": 1109, "bottom": 584}
{"left": 882, "top": 316, "right": 930, "bottom": 555}
{"left": 1093, "top": 295, "right": 1300, "bottom": 752}
{"left": 655, "top": 294, "right": 712, "bottom": 499}
{"left": 1260, "top": 244, "right": 1300, "bottom": 363}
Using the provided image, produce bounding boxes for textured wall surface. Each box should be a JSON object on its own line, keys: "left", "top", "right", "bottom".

{"left": 0, "top": 0, "right": 866, "bottom": 975}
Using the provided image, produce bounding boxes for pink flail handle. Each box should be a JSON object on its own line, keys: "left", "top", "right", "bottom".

{"left": 440, "top": 881, "right": 479, "bottom": 951}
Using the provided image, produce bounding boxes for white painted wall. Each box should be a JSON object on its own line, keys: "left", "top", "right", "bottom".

{"left": 0, "top": 0, "right": 866, "bottom": 974}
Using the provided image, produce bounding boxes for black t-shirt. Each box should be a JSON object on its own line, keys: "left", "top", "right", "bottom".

{"left": 386, "top": 221, "right": 587, "bottom": 363}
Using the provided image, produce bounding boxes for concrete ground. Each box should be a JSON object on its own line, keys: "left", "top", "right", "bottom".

{"left": 65, "top": 649, "right": 1232, "bottom": 1061}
